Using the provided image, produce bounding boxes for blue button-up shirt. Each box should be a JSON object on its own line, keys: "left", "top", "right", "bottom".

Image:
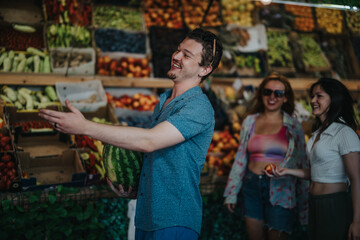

{"left": 135, "top": 86, "right": 215, "bottom": 234}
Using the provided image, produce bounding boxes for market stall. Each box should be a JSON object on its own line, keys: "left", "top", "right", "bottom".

{"left": 0, "top": 0, "right": 359, "bottom": 239}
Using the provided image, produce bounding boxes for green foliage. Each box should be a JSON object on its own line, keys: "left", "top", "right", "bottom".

{"left": 0, "top": 187, "right": 129, "bottom": 240}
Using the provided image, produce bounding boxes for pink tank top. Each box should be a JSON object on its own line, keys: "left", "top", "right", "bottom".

{"left": 248, "top": 125, "right": 289, "bottom": 162}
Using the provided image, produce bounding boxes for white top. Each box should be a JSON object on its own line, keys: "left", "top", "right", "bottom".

{"left": 307, "top": 122, "right": 360, "bottom": 183}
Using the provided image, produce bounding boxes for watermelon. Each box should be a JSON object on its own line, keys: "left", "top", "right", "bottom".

{"left": 103, "top": 143, "right": 143, "bottom": 198}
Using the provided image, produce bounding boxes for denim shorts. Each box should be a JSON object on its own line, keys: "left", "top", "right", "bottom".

{"left": 135, "top": 227, "right": 199, "bottom": 240}
{"left": 242, "top": 170, "right": 294, "bottom": 234}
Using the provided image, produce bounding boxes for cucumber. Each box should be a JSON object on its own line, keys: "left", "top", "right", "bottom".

{"left": 13, "top": 24, "right": 36, "bottom": 33}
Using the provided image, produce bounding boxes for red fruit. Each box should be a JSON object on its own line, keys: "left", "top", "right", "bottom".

{"left": 1, "top": 154, "right": 11, "bottom": 162}
{"left": 265, "top": 163, "right": 276, "bottom": 174}
{"left": 6, "top": 179, "right": 11, "bottom": 189}
{"left": 6, "top": 161, "right": 14, "bottom": 168}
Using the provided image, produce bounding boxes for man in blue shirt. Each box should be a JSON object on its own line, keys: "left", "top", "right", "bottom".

{"left": 39, "top": 28, "right": 223, "bottom": 239}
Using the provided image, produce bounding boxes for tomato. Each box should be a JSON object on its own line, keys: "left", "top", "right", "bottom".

{"left": 264, "top": 163, "right": 276, "bottom": 174}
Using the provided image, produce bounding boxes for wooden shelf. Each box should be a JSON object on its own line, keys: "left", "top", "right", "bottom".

{"left": 1, "top": 73, "right": 359, "bottom": 91}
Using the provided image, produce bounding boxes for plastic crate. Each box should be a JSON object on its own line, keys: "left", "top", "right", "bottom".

{"left": 56, "top": 80, "right": 107, "bottom": 112}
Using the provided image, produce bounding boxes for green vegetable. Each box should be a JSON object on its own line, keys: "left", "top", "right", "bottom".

{"left": 3, "top": 57, "right": 11, "bottom": 72}
{"left": 103, "top": 143, "right": 143, "bottom": 196}
{"left": 16, "top": 58, "right": 26, "bottom": 72}
{"left": 8, "top": 51, "right": 15, "bottom": 59}
{"left": 14, "top": 101, "right": 23, "bottom": 109}
{"left": 0, "top": 52, "right": 7, "bottom": 66}
{"left": 13, "top": 24, "right": 36, "bottom": 33}
{"left": 36, "top": 91, "right": 50, "bottom": 103}
{"left": 27, "top": 47, "right": 46, "bottom": 58}
{"left": 43, "top": 55, "right": 51, "bottom": 73}
{"left": 19, "top": 91, "right": 33, "bottom": 110}
{"left": 26, "top": 56, "right": 34, "bottom": 66}
{"left": 11, "top": 57, "right": 19, "bottom": 72}
{"left": 3, "top": 87, "right": 17, "bottom": 102}
{"left": 0, "top": 94, "right": 12, "bottom": 103}
{"left": 33, "top": 55, "right": 40, "bottom": 73}
{"left": 44, "top": 86, "right": 58, "bottom": 101}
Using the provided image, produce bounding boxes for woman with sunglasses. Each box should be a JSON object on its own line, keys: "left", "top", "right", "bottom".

{"left": 224, "top": 74, "right": 309, "bottom": 240}
{"left": 267, "top": 78, "right": 360, "bottom": 240}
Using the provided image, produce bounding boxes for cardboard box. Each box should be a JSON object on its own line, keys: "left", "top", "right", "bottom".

{"left": 6, "top": 104, "right": 59, "bottom": 125}
{"left": 17, "top": 149, "right": 86, "bottom": 191}
{"left": 14, "top": 130, "right": 72, "bottom": 157}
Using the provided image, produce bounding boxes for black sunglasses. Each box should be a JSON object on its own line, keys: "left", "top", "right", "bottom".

{"left": 263, "top": 88, "right": 285, "bottom": 98}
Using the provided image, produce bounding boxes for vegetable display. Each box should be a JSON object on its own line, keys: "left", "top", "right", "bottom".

{"left": 47, "top": 24, "right": 91, "bottom": 48}
{"left": 315, "top": 8, "right": 343, "bottom": 34}
{"left": 44, "top": 0, "right": 92, "bottom": 26}
{"left": 0, "top": 86, "right": 58, "bottom": 110}
{"left": 0, "top": 25, "right": 44, "bottom": 51}
{"left": 266, "top": 30, "right": 294, "bottom": 69}
{"left": 94, "top": 6, "right": 144, "bottom": 31}
{"left": 0, "top": 48, "right": 51, "bottom": 73}
{"left": 102, "top": 143, "right": 143, "bottom": 198}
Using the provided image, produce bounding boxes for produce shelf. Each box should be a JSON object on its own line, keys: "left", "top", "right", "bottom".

{"left": 1, "top": 73, "right": 359, "bottom": 91}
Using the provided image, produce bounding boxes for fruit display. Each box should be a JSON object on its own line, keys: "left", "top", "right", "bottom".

{"left": 144, "top": 8, "right": 183, "bottom": 29}
{"left": 222, "top": 0, "right": 254, "bottom": 27}
{"left": 258, "top": 3, "right": 293, "bottom": 29}
{"left": 266, "top": 30, "right": 294, "bottom": 70}
{"left": 95, "top": 28, "right": 146, "bottom": 54}
{"left": 0, "top": 132, "right": 13, "bottom": 152}
{"left": 144, "top": 0, "right": 179, "bottom": 9}
{"left": 44, "top": 0, "right": 92, "bottom": 26}
{"left": 182, "top": 0, "right": 222, "bottom": 29}
{"left": 103, "top": 143, "right": 143, "bottom": 198}
{"left": 13, "top": 120, "right": 54, "bottom": 133}
{"left": 0, "top": 153, "right": 18, "bottom": 191}
{"left": 233, "top": 51, "right": 263, "bottom": 76}
{"left": 284, "top": 4, "right": 315, "bottom": 32}
{"left": 207, "top": 129, "right": 239, "bottom": 176}
{"left": 0, "top": 86, "right": 59, "bottom": 110}
{"left": 315, "top": 8, "right": 343, "bottom": 34}
{"left": 0, "top": 47, "right": 51, "bottom": 73}
{"left": 106, "top": 92, "right": 158, "bottom": 111}
{"left": 299, "top": 34, "right": 329, "bottom": 71}
{"left": 47, "top": 24, "right": 91, "bottom": 48}
{"left": 97, "top": 55, "right": 151, "bottom": 77}
{"left": 93, "top": 6, "right": 144, "bottom": 31}
{"left": 345, "top": 11, "right": 360, "bottom": 34}
{"left": 0, "top": 24, "right": 44, "bottom": 50}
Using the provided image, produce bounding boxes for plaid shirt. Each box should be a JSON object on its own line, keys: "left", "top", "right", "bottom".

{"left": 224, "top": 113, "right": 309, "bottom": 225}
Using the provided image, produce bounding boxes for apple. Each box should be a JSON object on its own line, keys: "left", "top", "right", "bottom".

{"left": 264, "top": 163, "right": 276, "bottom": 174}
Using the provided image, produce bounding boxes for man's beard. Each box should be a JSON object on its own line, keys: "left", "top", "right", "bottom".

{"left": 167, "top": 71, "right": 176, "bottom": 80}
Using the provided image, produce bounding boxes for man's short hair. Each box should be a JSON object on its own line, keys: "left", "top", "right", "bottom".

{"left": 187, "top": 28, "right": 223, "bottom": 82}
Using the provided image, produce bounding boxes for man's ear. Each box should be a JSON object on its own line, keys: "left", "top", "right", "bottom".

{"left": 199, "top": 65, "right": 212, "bottom": 78}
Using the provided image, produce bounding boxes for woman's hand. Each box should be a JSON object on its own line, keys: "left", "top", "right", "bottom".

{"left": 264, "top": 165, "right": 289, "bottom": 178}
{"left": 224, "top": 202, "right": 236, "bottom": 213}
{"left": 348, "top": 222, "right": 360, "bottom": 240}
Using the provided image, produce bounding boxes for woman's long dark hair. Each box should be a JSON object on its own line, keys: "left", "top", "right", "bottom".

{"left": 310, "top": 77, "right": 358, "bottom": 133}
{"left": 249, "top": 73, "right": 295, "bottom": 115}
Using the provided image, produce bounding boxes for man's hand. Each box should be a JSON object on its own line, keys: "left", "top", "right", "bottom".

{"left": 38, "top": 99, "right": 87, "bottom": 135}
{"left": 106, "top": 178, "right": 136, "bottom": 198}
